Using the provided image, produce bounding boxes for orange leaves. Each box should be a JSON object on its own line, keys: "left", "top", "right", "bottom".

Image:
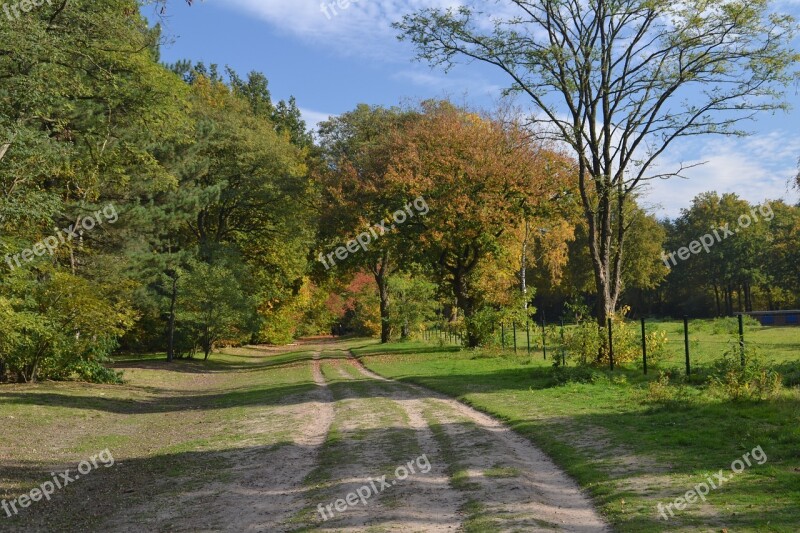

{"left": 385, "top": 102, "right": 573, "bottom": 249}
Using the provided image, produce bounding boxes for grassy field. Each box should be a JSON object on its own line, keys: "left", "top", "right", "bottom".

{"left": 440, "top": 318, "right": 800, "bottom": 371}
{"left": 354, "top": 326, "right": 800, "bottom": 532}
{"left": 0, "top": 347, "right": 320, "bottom": 531}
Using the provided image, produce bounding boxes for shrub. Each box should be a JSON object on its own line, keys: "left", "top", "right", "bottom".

{"left": 563, "top": 306, "right": 665, "bottom": 368}
{"left": 709, "top": 344, "right": 783, "bottom": 401}
{"left": 562, "top": 320, "right": 603, "bottom": 365}
{"left": 71, "top": 360, "right": 124, "bottom": 385}
{"left": 643, "top": 330, "right": 669, "bottom": 365}
{"left": 469, "top": 307, "right": 506, "bottom": 347}
{"left": 645, "top": 372, "right": 675, "bottom": 403}
{"left": 1, "top": 271, "right": 135, "bottom": 383}
{"left": 778, "top": 363, "right": 800, "bottom": 388}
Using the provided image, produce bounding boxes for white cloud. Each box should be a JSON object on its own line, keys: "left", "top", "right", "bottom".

{"left": 218, "top": 0, "right": 463, "bottom": 59}
{"left": 641, "top": 133, "right": 800, "bottom": 218}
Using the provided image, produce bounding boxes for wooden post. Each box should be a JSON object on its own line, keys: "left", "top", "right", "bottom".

{"left": 513, "top": 322, "right": 518, "bottom": 354}
{"left": 684, "top": 316, "right": 691, "bottom": 376}
{"left": 641, "top": 317, "right": 648, "bottom": 375}
{"left": 738, "top": 313, "right": 745, "bottom": 366}
{"left": 541, "top": 315, "right": 547, "bottom": 360}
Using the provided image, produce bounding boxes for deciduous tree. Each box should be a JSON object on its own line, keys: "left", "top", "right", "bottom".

{"left": 396, "top": 0, "right": 799, "bottom": 326}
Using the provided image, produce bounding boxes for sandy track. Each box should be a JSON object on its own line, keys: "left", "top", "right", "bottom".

{"left": 102, "top": 350, "right": 337, "bottom": 533}
{"left": 98, "top": 340, "right": 607, "bottom": 532}
{"left": 342, "top": 352, "right": 610, "bottom": 532}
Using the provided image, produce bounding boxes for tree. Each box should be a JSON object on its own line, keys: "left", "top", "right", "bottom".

{"left": 315, "top": 105, "right": 418, "bottom": 343}
{"left": 385, "top": 101, "right": 571, "bottom": 346}
{"left": 388, "top": 273, "right": 438, "bottom": 339}
{"left": 0, "top": 0, "right": 191, "bottom": 379}
{"left": 663, "top": 192, "right": 771, "bottom": 316}
{"left": 763, "top": 201, "right": 800, "bottom": 308}
{"left": 396, "top": 0, "right": 799, "bottom": 326}
{"left": 178, "top": 262, "right": 257, "bottom": 360}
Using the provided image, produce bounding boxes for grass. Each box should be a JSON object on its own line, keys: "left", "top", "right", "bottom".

{"left": 467, "top": 318, "right": 800, "bottom": 369}
{"left": 0, "top": 345, "right": 320, "bottom": 531}
{"left": 354, "top": 327, "right": 800, "bottom": 532}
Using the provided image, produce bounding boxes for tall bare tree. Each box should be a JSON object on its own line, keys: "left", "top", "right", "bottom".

{"left": 396, "top": 0, "right": 799, "bottom": 325}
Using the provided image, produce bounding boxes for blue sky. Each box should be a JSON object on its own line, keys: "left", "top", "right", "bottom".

{"left": 149, "top": 0, "right": 800, "bottom": 218}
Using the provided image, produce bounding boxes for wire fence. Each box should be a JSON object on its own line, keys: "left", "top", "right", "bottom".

{"left": 422, "top": 314, "right": 800, "bottom": 375}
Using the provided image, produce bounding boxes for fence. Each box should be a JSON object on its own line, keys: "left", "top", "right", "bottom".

{"left": 421, "top": 314, "right": 800, "bottom": 376}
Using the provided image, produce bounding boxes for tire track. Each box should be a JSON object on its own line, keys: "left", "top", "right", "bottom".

{"left": 347, "top": 351, "right": 610, "bottom": 532}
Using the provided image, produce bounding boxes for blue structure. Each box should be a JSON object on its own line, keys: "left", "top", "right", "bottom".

{"left": 745, "top": 310, "right": 800, "bottom": 326}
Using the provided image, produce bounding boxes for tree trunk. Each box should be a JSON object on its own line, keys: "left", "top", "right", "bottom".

{"left": 166, "top": 273, "right": 177, "bottom": 362}
{"left": 372, "top": 252, "right": 392, "bottom": 344}
{"left": 584, "top": 175, "right": 624, "bottom": 330}
{"left": 745, "top": 282, "right": 753, "bottom": 312}
{"left": 203, "top": 326, "right": 211, "bottom": 360}
{"left": 379, "top": 282, "right": 391, "bottom": 343}
{"left": 521, "top": 219, "right": 528, "bottom": 310}
{"left": 453, "top": 272, "right": 479, "bottom": 347}
{"left": 713, "top": 285, "right": 721, "bottom": 317}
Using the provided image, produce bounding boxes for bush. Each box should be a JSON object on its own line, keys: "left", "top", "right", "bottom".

{"left": 1, "top": 271, "right": 135, "bottom": 383}
{"left": 645, "top": 372, "right": 675, "bottom": 403}
{"left": 562, "top": 320, "right": 603, "bottom": 365}
{"left": 71, "top": 360, "right": 124, "bottom": 384}
{"left": 466, "top": 307, "right": 504, "bottom": 347}
{"left": 562, "top": 306, "right": 667, "bottom": 368}
{"left": 709, "top": 344, "right": 782, "bottom": 401}
{"left": 643, "top": 329, "right": 669, "bottom": 365}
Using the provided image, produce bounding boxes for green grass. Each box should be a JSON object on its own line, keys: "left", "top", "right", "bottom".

{"left": 0, "top": 345, "right": 321, "bottom": 531}
{"left": 474, "top": 318, "right": 800, "bottom": 370}
{"left": 354, "top": 336, "right": 800, "bottom": 532}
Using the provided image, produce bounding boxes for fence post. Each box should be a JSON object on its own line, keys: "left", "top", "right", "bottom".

{"left": 541, "top": 315, "right": 547, "bottom": 360}
{"left": 738, "top": 313, "right": 745, "bottom": 366}
{"left": 526, "top": 320, "right": 531, "bottom": 356}
{"left": 641, "top": 317, "right": 647, "bottom": 375}
{"left": 684, "top": 315, "right": 691, "bottom": 376}
{"left": 607, "top": 317, "right": 614, "bottom": 371}
{"left": 513, "top": 322, "right": 517, "bottom": 354}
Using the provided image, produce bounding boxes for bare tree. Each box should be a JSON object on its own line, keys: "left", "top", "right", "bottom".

{"left": 396, "top": 0, "right": 798, "bottom": 326}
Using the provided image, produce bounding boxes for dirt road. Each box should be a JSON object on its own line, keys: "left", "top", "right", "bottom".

{"left": 1, "top": 339, "right": 608, "bottom": 532}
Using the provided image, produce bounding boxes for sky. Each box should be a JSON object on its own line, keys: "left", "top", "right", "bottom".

{"left": 148, "top": 0, "right": 800, "bottom": 218}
